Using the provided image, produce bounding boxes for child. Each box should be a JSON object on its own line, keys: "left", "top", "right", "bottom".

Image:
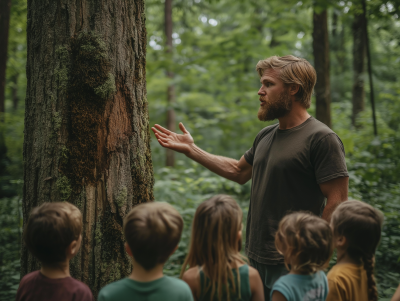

{"left": 16, "top": 202, "right": 93, "bottom": 301}
{"left": 326, "top": 200, "right": 384, "bottom": 301}
{"left": 271, "top": 212, "right": 333, "bottom": 301}
{"left": 181, "top": 194, "right": 264, "bottom": 301}
{"left": 98, "top": 202, "right": 193, "bottom": 301}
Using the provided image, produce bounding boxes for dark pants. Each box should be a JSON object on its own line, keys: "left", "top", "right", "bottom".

{"left": 249, "top": 258, "right": 288, "bottom": 301}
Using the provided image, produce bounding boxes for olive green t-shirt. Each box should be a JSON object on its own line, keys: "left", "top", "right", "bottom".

{"left": 98, "top": 276, "right": 194, "bottom": 301}
{"left": 244, "top": 117, "right": 348, "bottom": 265}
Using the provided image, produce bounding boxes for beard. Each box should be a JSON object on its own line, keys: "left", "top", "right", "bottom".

{"left": 257, "top": 89, "right": 292, "bottom": 121}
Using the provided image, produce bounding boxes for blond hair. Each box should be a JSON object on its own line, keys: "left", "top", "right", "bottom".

{"left": 180, "top": 195, "right": 245, "bottom": 301}
{"left": 256, "top": 55, "right": 317, "bottom": 108}
{"left": 124, "top": 202, "right": 183, "bottom": 270}
{"left": 331, "top": 200, "right": 384, "bottom": 301}
{"left": 24, "top": 202, "right": 82, "bottom": 265}
{"left": 275, "top": 212, "right": 333, "bottom": 274}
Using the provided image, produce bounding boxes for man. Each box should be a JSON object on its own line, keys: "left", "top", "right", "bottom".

{"left": 152, "top": 55, "right": 349, "bottom": 301}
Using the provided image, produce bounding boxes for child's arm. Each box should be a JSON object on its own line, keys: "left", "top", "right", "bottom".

{"left": 271, "top": 291, "right": 288, "bottom": 301}
{"left": 182, "top": 267, "right": 200, "bottom": 301}
{"left": 249, "top": 266, "right": 264, "bottom": 301}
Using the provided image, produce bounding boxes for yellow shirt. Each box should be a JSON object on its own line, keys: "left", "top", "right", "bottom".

{"left": 326, "top": 263, "right": 368, "bottom": 301}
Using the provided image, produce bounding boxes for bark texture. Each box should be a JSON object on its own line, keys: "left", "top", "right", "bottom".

{"left": 21, "top": 0, "right": 153, "bottom": 296}
{"left": 312, "top": 9, "right": 331, "bottom": 128}
{"left": 165, "top": 0, "right": 175, "bottom": 167}
{"left": 0, "top": 0, "right": 12, "bottom": 114}
{"left": 351, "top": 12, "right": 366, "bottom": 126}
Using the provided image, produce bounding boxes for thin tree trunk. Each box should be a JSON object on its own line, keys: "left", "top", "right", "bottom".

{"left": 12, "top": 74, "right": 18, "bottom": 111}
{"left": 165, "top": 0, "right": 175, "bottom": 167}
{"left": 351, "top": 12, "right": 366, "bottom": 126}
{"left": 362, "top": 0, "right": 378, "bottom": 136}
{"left": 312, "top": 9, "right": 331, "bottom": 128}
{"left": 21, "top": 0, "right": 153, "bottom": 296}
{"left": 0, "top": 0, "right": 12, "bottom": 116}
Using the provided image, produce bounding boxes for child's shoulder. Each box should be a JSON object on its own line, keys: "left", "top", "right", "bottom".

{"left": 327, "top": 264, "right": 364, "bottom": 281}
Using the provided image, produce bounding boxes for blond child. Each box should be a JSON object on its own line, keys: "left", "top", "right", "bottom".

{"left": 181, "top": 195, "right": 264, "bottom": 301}
{"left": 271, "top": 212, "right": 333, "bottom": 301}
{"left": 16, "top": 202, "right": 93, "bottom": 301}
{"left": 327, "top": 200, "right": 384, "bottom": 301}
{"left": 98, "top": 202, "right": 193, "bottom": 301}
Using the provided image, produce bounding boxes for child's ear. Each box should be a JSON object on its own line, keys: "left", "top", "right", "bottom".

{"left": 237, "top": 230, "right": 242, "bottom": 241}
{"left": 335, "top": 235, "right": 347, "bottom": 248}
{"left": 170, "top": 245, "right": 179, "bottom": 255}
{"left": 67, "top": 234, "right": 82, "bottom": 259}
{"left": 125, "top": 242, "right": 133, "bottom": 257}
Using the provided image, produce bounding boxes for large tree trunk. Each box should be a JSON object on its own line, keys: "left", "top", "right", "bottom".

{"left": 21, "top": 0, "right": 154, "bottom": 296}
{"left": 0, "top": 0, "right": 11, "bottom": 115}
{"left": 165, "top": 0, "right": 175, "bottom": 167}
{"left": 312, "top": 9, "right": 331, "bottom": 128}
{"left": 351, "top": 11, "right": 366, "bottom": 126}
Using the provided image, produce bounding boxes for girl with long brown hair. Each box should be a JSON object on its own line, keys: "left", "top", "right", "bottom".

{"left": 327, "top": 200, "right": 384, "bottom": 301}
{"left": 181, "top": 195, "right": 264, "bottom": 301}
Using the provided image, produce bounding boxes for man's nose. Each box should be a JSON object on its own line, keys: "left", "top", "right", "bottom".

{"left": 258, "top": 87, "right": 265, "bottom": 96}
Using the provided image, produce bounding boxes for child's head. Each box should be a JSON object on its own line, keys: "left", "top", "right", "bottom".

{"left": 331, "top": 200, "right": 384, "bottom": 301}
{"left": 275, "top": 212, "right": 333, "bottom": 274}
{"left": 123, "top": 202, "right": 183, "bottom": 270}
{"left": 180, "top": 195, "right": 244, "bottom": 301}
{"left": 24, "top": 202, "right": 83, "bottom": 266}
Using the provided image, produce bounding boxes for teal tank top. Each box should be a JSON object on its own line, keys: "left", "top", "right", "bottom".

{"left": 199, "top": 264, "right": 251, "bottom": 301}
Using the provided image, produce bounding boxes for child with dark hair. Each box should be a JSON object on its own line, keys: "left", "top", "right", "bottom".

{"left": 271, "top": 212, "right": 333, "bottom": 301}
{"left": 98, "top": 202, "right": 193, "bottom": 301}
{"left": 16, "top": 202, "right": 93, "bottom": 301}
{"left": 327, "top": 200, "right": 384, "bottom": 301}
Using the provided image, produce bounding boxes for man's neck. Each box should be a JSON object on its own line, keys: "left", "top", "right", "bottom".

{"left": 129, "top": 262, "right": 164, "bottom": 282}
{"left": 278, "top": 104, "right": 310, "bottom": 130}
{"left": 40, "top": 260, "right": 70, "bottom": 279}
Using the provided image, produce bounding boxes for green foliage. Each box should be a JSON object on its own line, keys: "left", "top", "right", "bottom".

{"left": 0, "top": 197, "right": 22, "bottom": 301}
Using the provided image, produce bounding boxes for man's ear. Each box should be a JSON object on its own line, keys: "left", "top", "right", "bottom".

{"left": 125, "top": 242, "right": 133, "bottom": 257}
{"left": 289, "top": 84, "right": 300, "bottom": 96}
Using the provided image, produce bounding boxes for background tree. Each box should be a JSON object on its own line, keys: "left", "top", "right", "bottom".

{"left": 313, "top": 7, "right": 331, "bottom": 128}
{"left": 165, "top": 0, "right": 175, "bottom": 167}
{"left": 21, "top": 0, "right": 153, "bottom": 295}
{"left": 0, "top": 0, "right": 11, "bottom": 116}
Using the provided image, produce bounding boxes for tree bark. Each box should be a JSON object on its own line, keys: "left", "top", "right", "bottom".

{"left": 165, "top": 0, "right": 175, "bottom": 167}
{"left": 21, "top": 0, "right": 153, "bottom": 296}
{"left": 351, "top": 12, "right": 366, "bottom": 126}
{"left": 0, "top": 0, "right": 11, "bottom": 115}
{"left": 312, "top": 9, "right": 331, "bottom": 128}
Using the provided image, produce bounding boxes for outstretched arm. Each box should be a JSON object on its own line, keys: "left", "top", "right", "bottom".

{"left": 152, "top": 123, "right": 252, "bottom": 184}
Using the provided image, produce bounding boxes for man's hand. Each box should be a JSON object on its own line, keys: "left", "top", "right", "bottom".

{"left": 151, "top": 122, "right": 194, "bottom": 155}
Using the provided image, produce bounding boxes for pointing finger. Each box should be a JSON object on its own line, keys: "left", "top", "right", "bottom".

{"left": 179, "top": 122, "right": 188, "bottom": 134}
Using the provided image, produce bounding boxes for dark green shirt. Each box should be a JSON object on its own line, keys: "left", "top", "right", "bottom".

{"left": 199, "top": 265, "right": 251, "bottom": 301}
{"left": 98, "top": 276, "right": 194, "bottom": 301}
{"left": 244, "top": 117, "right": 348, "bottom": 265}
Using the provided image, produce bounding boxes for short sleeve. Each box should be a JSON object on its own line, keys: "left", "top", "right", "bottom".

{"left": 326, "top": 279, "right": 345, "bottom": 301}
{"left": 244, "top": 147, "right": 254, "bottom": 166}
{"left": 311, "top": 133, "right": 349, "bottom": 184}
{"left": 270, "top": 280, "right": 293, "bottom": 301}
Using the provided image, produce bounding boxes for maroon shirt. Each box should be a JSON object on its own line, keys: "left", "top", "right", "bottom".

{"left": 16, "top": 271, "right": 94, "bottom": 301}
